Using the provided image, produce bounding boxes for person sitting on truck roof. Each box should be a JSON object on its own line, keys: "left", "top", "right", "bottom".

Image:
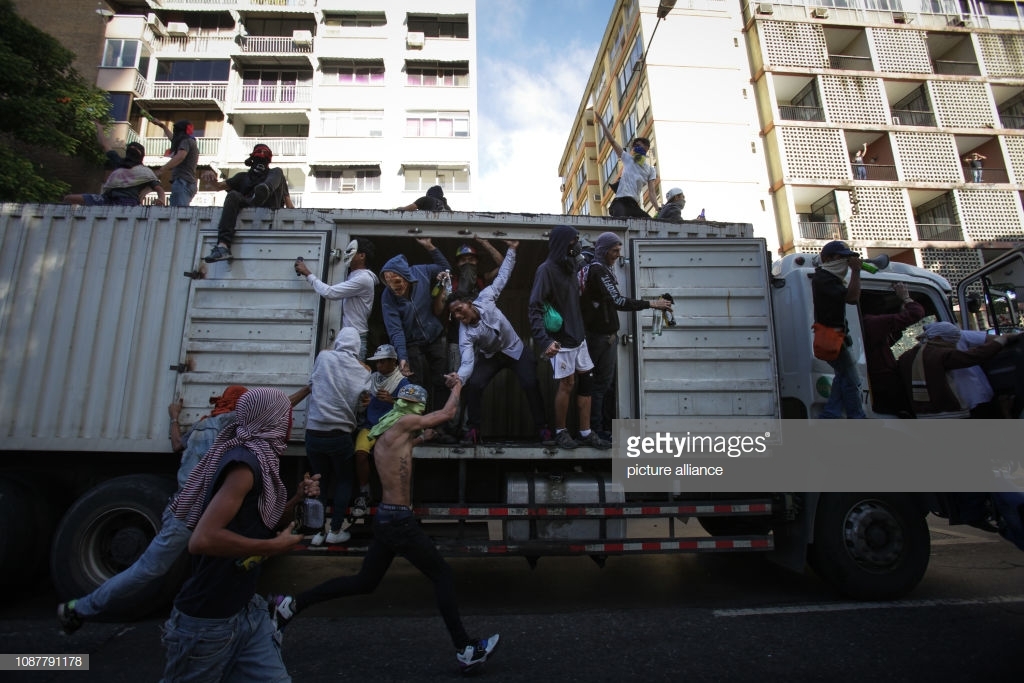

{"left": 654, "top": 187, "right": 686, "bottom": 222}
{"left": 446, "top": 240, "right": 553, "bottom": 446}
{"left": 202, "top": 143, "right": 293, "bottom": 263}
{"left": 396, "top": 184, "right": 451, "bottom": 212}
{"left": 812, "top": 240, "right": 867, "bottom": 419}
{"left": 861, "top": 282, "right": 926, "bottom": 416}
{"left": 295, "top": 238, "right": 378, "bottom": 359}
{"left": 56, "top": 385, "right": 310, "bottom": 635}
{"left": 528, "top": 225, "right": 611, "bottom": 450}
{"left": 594, "top": 110, "right": 661, "bottom": 218}
{"left": 63, "top": 141, "right": 165, "bottom": 207}
{"left": 268, "top": 380, "right": 501, "bottom": 676}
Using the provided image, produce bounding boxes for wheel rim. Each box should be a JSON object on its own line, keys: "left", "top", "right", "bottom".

{"left": 841, "top": 499, "right": 904, "bottom": 572}
{"left": 78, "top": 508, "right": 158, "bottom": 586}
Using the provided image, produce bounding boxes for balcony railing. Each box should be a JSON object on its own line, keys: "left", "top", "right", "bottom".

{"left": 962, "top": 166, "right": 1010, "bottom": 183}
{"left": 140, "top": 137, "right": 220, "bottom": 158}
{"left": 151, "top": 35, "right": 235, "bottom": 54}
{"left": 240, "top": 36, "right": 313, "bottom": 54}
{"left": 999, "top": 114, "right": 1024, "bottom": 129}
{"left": 916, "top": 223, "right": 964, "bottom": 241}
{"left": 236, "top": 137, "right": 307, "bottom": 157}
{"left": 238, "top": 84, "right": 312, "bottom": 105}
{"left": 147, "top": 81, "right": 227, "bottom": 101}
{"left": 933, "top": 60, "right": 981, "bottom": 76}
{"left": 798, "top": 221, "right": 848, "bottom": 241}
{"left": 779, "top": 105, "right": 825, "bottom": 122}
{"left": 828, "top": 55, "right": 873, "bottom": 71}
{"left": 854, "top": 164, "right": 899, "bottom": 181}
{"left": 134, "top": 71, "right": 148, "bottom": 97}
{"left": 890, "top": 109, "right": 936, "bottom": 127}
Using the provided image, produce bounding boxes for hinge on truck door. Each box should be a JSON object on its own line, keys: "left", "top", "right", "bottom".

{"left": 183, "top": 269, "right": 203, "bottom": 279}
{"left": 169, "top": 363, "right": 188, "bottom": 373}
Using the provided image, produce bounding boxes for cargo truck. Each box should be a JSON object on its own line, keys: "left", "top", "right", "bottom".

{"left": 1, "top": 202, "right": 1015, "bottom": 606}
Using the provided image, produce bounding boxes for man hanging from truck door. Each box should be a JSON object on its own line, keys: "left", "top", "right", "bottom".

{"left": 202, "top": 144, "right": 293, "bottom": 263}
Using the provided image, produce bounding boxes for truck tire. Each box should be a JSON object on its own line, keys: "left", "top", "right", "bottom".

{"left": 809, "top": 493, "right": 929, "bottom": 600}
{"left": 0, "top": 474, "right": 58, "bottom": 588}
{"left": 49, "top": 475, "right": 187, "bottom": 615}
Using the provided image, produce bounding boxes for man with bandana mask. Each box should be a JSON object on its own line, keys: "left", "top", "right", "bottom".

{"left": 295, "top": 238, "right": 378, "bottom": 358}
{"left": 64, "top": 141, "right": 166, "bottom": 207}
{"left": 202, "top": 144, "right": 293, "bottom": 262}
{"left": 595, "top": 111, "right": 661, "bottom": 218}
{"left": 154, "top": 119, "right": 199, "bottom": 207}
{"left": 528, "top": 225, "right": 611, "bottom": 449}
{"left": 269, "top": 379, "right": 502, "bottom": 676}
{"left": 812, "top": 240, "right": 866, "bottom": 418}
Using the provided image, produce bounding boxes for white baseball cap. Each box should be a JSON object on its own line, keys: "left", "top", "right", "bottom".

{"left": 666, "top": 187, "right": 684, "bottom": 201}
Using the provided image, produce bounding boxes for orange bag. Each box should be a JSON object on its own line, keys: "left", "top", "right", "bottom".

{"left": 812, "top": 322, "right": 845, "bottom": 361}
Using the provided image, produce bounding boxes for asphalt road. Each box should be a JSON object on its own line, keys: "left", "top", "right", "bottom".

{"left": 2, "top": 518, "right": 1022, "bottom": 682}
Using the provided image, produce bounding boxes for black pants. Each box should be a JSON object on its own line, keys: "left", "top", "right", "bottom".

{"left": 609, "top": 197, "right": 650, "bottom": 219}
{"left": 295, "top": 509, "right": 471, "bottom": 649}
{"left": 215, "top": 168, "right": 287, "bottom": 246}
{"left": 407, "top": 335, "right": 450, "bottom": 413}
{"left": 464, "top": 347, "right": 546, "bottom": 431}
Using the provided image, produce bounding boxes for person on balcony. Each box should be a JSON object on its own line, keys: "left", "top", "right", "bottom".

{"left": 964, "top": 152, "right": 986, "bottom": 182}
{"left": 153, "top": 119, "right": 199, "bottom": 207}
{"left": 852, "top": 143, "right": 868, "bottom": 180}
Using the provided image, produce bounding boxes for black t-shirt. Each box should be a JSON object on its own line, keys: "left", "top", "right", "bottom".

{"left": 811, "top": 267, "right": 849, "bottom": 329}
{"left": 414, "top": 195, "right": 447, "bottom": 211}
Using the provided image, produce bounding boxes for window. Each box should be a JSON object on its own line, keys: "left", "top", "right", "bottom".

{"left": 403, "top": 167, "right": 470, "bottom": 192}
{"left": 616, "top": 36, "right": 644, "bottom": 103}
{"left": 102, "top": 40, "right": 140, "bottom": 68}
{"left": 576, "top": 163, "right": 586, "bottom": 189}
{"left": 407, "top": 14, "right": 469, "bottom": 38}
{"left": 244, "top": 18, "right": 315, "bottom": 36}
{"left": 406, "top": 111, "right": 470, "bottom": 138}
{"left": 107, "top": 93, "right": 130, "bottom": 121}
{"left": 314, "top": 167, "right": 381, "bottom": 193}
{"left": 242, "top": 70, "right": 311, "bottom": 103}
{"left": 324, "top": 12, "right": 387, "bottom": 28}
{"left": 243, "top": 124, "right": 309, "bottom": 137}
{"left": 621, "top": 110, "right": 638, "bottom": 144}
{"left": 610, "top": 22, "right": 627, "bottom": 64}
{"left": 155, "top": 60, "right": 230, "bottom": 82}
{"left": 602, "top": 153, "right": 619, "bottom": 185}
{"left": 323, "top": 61, "right": 384, "bottom": 85}
{"left": 406, "top": 61, "right": 469, "bottom": 87}
{"left": 320, "top": 110, "right": 384, "bottom": 137}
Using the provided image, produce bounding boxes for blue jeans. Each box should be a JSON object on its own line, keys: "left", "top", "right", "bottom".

{"left": 820, "top": 344, "right": 866, "bottom": 418}
{"left": 170, "top": 178, "right": 197, "bottom": 207}
{"left": 75, "top": 508, "right": 190, "bottom": 618}
{"left": 304, "top": 430, "right": 355, "bottom": 532}
{"left": 161, "top": 594, "right": 289, "bottom": 682}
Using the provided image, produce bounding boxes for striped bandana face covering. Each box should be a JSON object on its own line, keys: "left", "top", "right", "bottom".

{"left": 171, "top": 387, "right": 291, "bottom": 530}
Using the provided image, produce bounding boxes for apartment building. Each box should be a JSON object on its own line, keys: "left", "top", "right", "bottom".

{"left": 90, "top": 0, "right": 478, "bottom": 209}
{"left": 561, "top": 0, "right": 1024, "bottom": 289}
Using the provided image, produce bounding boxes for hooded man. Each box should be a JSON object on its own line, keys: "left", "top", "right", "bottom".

{"left": 305, "top": 327, "right": 372, "bottom": 545}
{"left": 202, "top": 144, "right": 293, "bottom": 262}
{"left": 380, "top": 238, "right": 453, "bottom": 421}
{"left": 655, "top": 187, "right": 686, "bottom": 222}
{"left": 594, "top": 111, "right": 661, "bottom": 218}
{"left": 295, "top": 237, "right": 378, "bottom": 358}
{"left": 528, "top": 225, "right": 610, "bottom": 450}
{"left": 157, "top": 119, "right": 200, "bottom": 207}
{"left": 63, "top": 142, "right": 165, "bottom": 207}
{"left": 580, "top": 232, "right": 672, "bottom": 439}
{"left": 398, "top": 184, "right": 452, "bottom": 212}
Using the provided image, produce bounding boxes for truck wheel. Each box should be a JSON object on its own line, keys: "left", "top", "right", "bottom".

{"left": 49, "top": 475, "right": 187, "bottom": 614}
{"left": 810, "top": 493, "right": 929, "bottom": 600}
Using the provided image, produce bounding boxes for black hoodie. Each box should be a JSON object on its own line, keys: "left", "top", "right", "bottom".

{"left": 529, "top": 225, "right": 586, "bottom": 350}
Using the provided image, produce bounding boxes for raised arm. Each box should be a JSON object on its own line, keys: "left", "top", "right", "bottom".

{"left": 594, "top": 110, "right": 623, "bottom": 158}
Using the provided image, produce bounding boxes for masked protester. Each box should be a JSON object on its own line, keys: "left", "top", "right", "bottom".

{"left": 397, "top": 184, "right": 452, "bottom": 211}
{"left": 64, "top": 142, "right": 166, "bottom": 207}
{"left": 528, "top": 225, "right": 611, "bottom": 450}
{"left": 202, "top": 144, "right": 293, "bottom": 262}
{"left": 154, "top": 119, "right": 200, "bottom": 207}
{"left": 594, "top": 112, "right": 661, "bottom": 218}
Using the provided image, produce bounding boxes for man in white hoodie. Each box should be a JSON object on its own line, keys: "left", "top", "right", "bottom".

{"left": 296, "top": 238, "right": 377, "bottom": 359}
{"left": 305, "top": 328, "right": 371, "bottom": 545}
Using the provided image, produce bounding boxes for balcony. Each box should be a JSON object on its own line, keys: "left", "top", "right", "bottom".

{"left": 855, "top": 164, "right": 899, "bottom": 181}
{"left": 798, "top": 221, "right": 848, "bottom": 241}
{"left": 932, "top": 59, "right": 980, "bottom": 75}
{"left": 999, "top": 114, "right": 1024, "bottom": 129}
{"left": 144, "top": 82, "right": 227, "bottom": 103}
{"left": 828, "top": 55, "right": 873, "bottom": 71}
{"left": 962, "top": 166, "right": 1010, "bottom": 183}
{"left": 237, "top": 84, "right": 313, "bottom": 106}
{"left": 239, "top": 36, "right": 313, "bottom": 54}
{"left": 139, "top": 137, "right": 220, "bottom": 158}
{"left": 779, "top": 105, "right": 825, "bottom": 122}
{"left": 151, "top": 35, "right": 235, "bottom": 55}
{"left": 890, "top": 109, "right": 936, "bottom": 127}
{"left": 236, "top": 137, "right": 307, "bottom": 157}
{"left": 916, "top": 223, "right": 963, "bottom": 241}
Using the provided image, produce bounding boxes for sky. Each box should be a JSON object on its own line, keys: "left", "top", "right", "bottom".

{"left": 474, "top": 0, "right": 617, "bottom": 214}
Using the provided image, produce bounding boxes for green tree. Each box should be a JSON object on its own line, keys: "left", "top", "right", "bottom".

{"left": 0, "top": 0, "right": 112, "bottom": 202}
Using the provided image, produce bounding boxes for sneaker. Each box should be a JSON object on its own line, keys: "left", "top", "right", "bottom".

{"left": 539, "top": 428, "right": 556, "bottom": 447}
{"left": 351, "top": 494, "right": 370, "bottom": 518}
{"left": 578, "top": 432, "right": 612, "bottom": 450}
{"left": 457, "top": 634, "right": 500, "bottom": 675}
{"left": 310, "top": 530, "right": 326, "bottom": 546}
{"left": 252, "top": 183, "right": 270, "bottom": 206}
{"left": 554, "top": 430, "right": 578, "bottom": 450}
{"left": 268, "top": 594, "right": 297, "bottom": 630}
{"left": 325, "top": 529, "right": 351, "bottom": 544}
{"left": 459, "top": 428, "right": 479, "bottom": 446}
{"left": 204, "top": 245, "right": 232, "bottom": 263}
{"left": 57, "top": 600, "right": 82, "bottom": 635}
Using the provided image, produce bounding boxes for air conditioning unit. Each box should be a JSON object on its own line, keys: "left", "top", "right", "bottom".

{"left": 892, "top": 11, "right": 912, "bottom": 23}
{"left": 146, "top": 13, "right": 167, "bottom": 36}
{"left": 891, "top": 116, "right": 901, "bottom": 125}
{"left": 947, "top": 15, "right": 966, "bottom": 27}
{"left": 292, "top": 30, "right": 313, "bottom": 46}
{"left": 812, "top": 7, "right": 830, "bottom": 18}
{"left": 406, "top": 31, "right": 425, "bottom": 49}
{"left": 756, "top": 2, "right": 774, "bottom": 15}
{"left": 166, "top": 22, "right": 189, "bottom": 36}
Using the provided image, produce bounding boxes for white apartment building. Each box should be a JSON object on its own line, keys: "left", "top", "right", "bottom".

{"left": 94, "top": 0, "right": 479, "bottom": 209}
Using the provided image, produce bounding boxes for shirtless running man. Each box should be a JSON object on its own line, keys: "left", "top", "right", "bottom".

{"left": 268, "top": 375, "right": 500, "bottom": 675}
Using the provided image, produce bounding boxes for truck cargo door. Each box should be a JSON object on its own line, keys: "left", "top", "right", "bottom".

{"left": 176, "top": 230, "right": 331, "bottom": 439}
{"left": 628, "top": 238, "right": 781, "bottom": 419}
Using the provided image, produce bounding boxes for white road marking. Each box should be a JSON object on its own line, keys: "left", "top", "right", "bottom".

{"left": 714, "top": 594, "right": 1024, "bottom": 618}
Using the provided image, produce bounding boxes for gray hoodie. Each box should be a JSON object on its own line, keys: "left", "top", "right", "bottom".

{"left": 306, "top": 327, "right": 371, "bottom": 432}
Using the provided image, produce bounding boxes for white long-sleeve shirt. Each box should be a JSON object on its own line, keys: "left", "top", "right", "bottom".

{"left": 305, "top": 268, "right": 378, "bottom": 335}
{"left": 456, "top": 248, "right": 524, "bottom": 383}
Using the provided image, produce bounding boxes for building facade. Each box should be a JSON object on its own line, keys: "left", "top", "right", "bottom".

{"left": 89, "top": 0, "right": 478, "bottom": 209}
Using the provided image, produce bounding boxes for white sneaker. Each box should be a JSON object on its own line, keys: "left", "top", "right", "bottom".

{"left": 325, "top": 529, "right": 351, "bottom": 544}
{"left": 457, "top": 633, "right": 500, "bottom": 674}
{"left": 310, "top": 531, "right": 326, "bottom": 546}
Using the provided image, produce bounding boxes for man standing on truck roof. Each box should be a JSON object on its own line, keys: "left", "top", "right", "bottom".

{"left": 57, "top": 386, "right": 312, "bottom": 635}
{"left": 528, "top": 225, "right": 612, "bottom": 449}
{"left": 202, "top": 143, "right": 293, "bottom": 263}
{"left": 812, "top": 240, "right": 867, "bottom": 418}
{"left": 268, "top": 380, "right": 501, "bottom": 676}
{"left": 594, "top": 111, "right": 661, "bottom": 218}
{"left": 295, "top": 238, "right": 377, "bottom": 359}
{"left": 154, "top": 119, "right": 200, "bottom": 207}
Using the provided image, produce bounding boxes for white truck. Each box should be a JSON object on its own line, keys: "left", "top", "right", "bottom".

{"left": 1, "top": 202, "right": 1015, "bottom": 606}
